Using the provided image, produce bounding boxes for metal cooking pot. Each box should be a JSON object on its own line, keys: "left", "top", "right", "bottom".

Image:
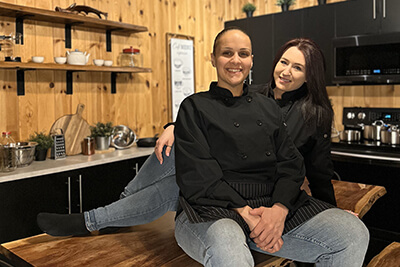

{"left": 363, "top": 120, "right": 384, "bottom": 141}
{"left": 380, "top": 125, "right": 400, "bottom": 145}
{"left": 339, "top": 130, "right": 361, "bottom": 142}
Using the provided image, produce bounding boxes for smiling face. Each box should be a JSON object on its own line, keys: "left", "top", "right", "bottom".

{"left": 211, "top": 30, "right": 253, "bottom": 96}
{"left": 273, "top": 46, "right": 307, "bottom": 99}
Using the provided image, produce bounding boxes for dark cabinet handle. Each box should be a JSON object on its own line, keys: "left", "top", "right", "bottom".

{"left": 79, "top": 175, "right": 83, "bottom": 213}
{"left": 67, "top": 177, "right": 71, "bottom": 214}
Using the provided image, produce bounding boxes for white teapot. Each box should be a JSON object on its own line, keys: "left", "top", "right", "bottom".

{"left": 66, "top": 49, "right": 90, "bottom": 65}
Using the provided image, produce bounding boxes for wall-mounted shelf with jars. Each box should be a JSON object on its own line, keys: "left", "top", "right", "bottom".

{"left": 0, "top": 62, "right": 152, "bottom": 95}
{"left": 0, "top": 2, "right": 147, "bottom": 50}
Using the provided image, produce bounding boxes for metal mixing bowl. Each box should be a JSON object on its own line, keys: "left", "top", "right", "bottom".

{"left": 111, "top": 125, "right": 137, "bottom": 149}
{"left": 14, "top": 142, "right": 38, "bottom": 167}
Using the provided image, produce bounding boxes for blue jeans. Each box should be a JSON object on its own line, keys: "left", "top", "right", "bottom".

{"left": 85, "top": 147, "right": 179, "bottom": 231}
{"left": 175, "top": 208, "right": 369, "bottom": 267}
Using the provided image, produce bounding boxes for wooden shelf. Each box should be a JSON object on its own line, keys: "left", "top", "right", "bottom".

{"left": 0, "top": 2, "right": 148, "bottom": 34}
{"left": 0, "top": 61, "right": 152, "bottom": 73}
{"left": 0, "top": 62, "right": 152, "bottom": 95}
{"left": 0, "top": 3, "right": 151, "bottom": 96}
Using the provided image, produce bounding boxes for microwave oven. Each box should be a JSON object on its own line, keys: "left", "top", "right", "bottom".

{"left": 333, "top": 32, "right": 400, "bottom": 85}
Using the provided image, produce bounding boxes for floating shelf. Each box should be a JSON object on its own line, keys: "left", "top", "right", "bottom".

{"left": 0, "top": 2, "right": 148, "bottom": 34}
{"left": 0, "top": 62, "right": 152, "bottom": 95}
{"left": 0, "top": 62, "right": 152, "bottom": 73}
{"left": 0, "top": 2, "right": 148, "bottom": 50}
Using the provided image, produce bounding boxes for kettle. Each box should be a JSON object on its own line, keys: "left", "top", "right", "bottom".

{"left": 66, "top": 49, "right": 90, "bottom": 65}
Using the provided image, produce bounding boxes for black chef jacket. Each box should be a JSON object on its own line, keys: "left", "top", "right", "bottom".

{"left": 175, "top": 82, "right": 313, "bottom": 225}
{"left": 251, "top": 83, "right": 336, "bottom": 206}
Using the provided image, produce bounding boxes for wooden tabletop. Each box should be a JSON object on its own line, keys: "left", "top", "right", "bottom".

{"left": 0, "top": 212, "right": 201, "bottom": 267}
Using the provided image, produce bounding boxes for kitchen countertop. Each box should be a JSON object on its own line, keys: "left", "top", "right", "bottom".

{"left": 0, "top": 146, "right": 154, "bottom": 184}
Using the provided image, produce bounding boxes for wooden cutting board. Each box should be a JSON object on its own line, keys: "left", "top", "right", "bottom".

{"left": 50, "top": 104, "right": 91, "bottom": 156}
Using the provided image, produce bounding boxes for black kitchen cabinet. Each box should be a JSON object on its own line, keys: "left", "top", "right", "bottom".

{"left": 225, "top": 15, "right": 274, "bottom": 85}
{"left": 303, "top": 5, "right": 335, "bottom": 85}
{"left": 249, "top": 15, "right": 274, "bottom": 84}
{"left": 273, "top": 9, "right": 303, "bottom": 55}
{"left": 335, "top": 0, "right": 400, "bottom": 37}
{"left": 0, "top": 156, "right": 148, "bottom": 244}
{"left": 380, "top": 0, "right": 400, "bottom": 33}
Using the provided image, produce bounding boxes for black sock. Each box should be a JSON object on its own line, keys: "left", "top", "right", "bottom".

{"left": 37, "top": 212, "right": 90, "bottom": 237}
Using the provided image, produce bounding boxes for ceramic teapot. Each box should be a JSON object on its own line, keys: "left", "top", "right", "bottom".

{"left": 66, "top": 49, "right": 90, "bottom": 65}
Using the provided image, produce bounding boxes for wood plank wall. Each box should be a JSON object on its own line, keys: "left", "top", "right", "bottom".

{"left": 0, "top": 0, "right": 398, "bottom": 142}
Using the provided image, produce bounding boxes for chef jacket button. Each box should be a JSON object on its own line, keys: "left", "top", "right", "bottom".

{"left": 233, "top": 122, "right": 240, "bottom": 127}
{"left": 256, "top": 120, "right": 263, "bottom": 126}
{"left": 265, "top": 151, "right": 271, "bottom": 156}
{"left": 323, "top": 134, "right": 328, "bottom": 138}
{"left": 246, "top": 96, "right": 252, "bottom": 103}
{"left": 241, "top": 154, "right": 248, "bottom": 160}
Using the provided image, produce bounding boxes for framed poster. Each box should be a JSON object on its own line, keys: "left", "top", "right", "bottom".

{"left": 166, "top": 33, "right": 195, "bottom": 121}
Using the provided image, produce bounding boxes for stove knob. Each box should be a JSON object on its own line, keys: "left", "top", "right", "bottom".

{"left": 346, "top": 112, "right": 355, "bottom": 120}
{"left": 357, "top": 112, "right": 366, "bottom": 120}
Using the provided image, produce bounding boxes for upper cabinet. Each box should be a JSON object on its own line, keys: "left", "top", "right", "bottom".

{"left": 335, "top": 0, "right": 400, "bottom": 37}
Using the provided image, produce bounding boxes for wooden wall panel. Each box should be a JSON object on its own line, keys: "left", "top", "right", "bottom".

{"left": 0, "top": 0, "right": 398, "bottom": 143}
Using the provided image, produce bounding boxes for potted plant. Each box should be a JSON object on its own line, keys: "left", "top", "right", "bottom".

{"left": 90, "top": 122, "right": 113, "bottom": 150}
{"left": 276, "top": 0, "right": 295, "bottom": 12}
{"left": 28, "top": 131, "right": 54, "bottom": 161}
{"left": 242, "top": 3, "right": 256, "bottom": 18}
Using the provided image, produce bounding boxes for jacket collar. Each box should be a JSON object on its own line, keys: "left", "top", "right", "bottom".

{"left": 268, "top": 82, "right": 307, "bottom": 107}
{"left": 209, "top": 82, "right": 249, "bottom": 106}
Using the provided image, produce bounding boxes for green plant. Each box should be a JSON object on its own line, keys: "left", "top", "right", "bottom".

{"left": 242, "top": 2, "right": 256, "bottom": 13}
{"left": 276, "top": 0, "right": 296, "bottom": 6}
{"left": 90, "top": 122, "right": 113, "bottom": 137}
{"left": 28, "top": 131, "right": 54, "bottom": 150}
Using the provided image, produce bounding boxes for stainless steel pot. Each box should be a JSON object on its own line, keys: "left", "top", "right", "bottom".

{"left": 363, "top": 120, "right": 384, "bottom": 140}
{"left": 339, "top": 130, "right": 361, "bottom": 142}
{"left": 380, "top": 125, "right": 400, "bottom": 145}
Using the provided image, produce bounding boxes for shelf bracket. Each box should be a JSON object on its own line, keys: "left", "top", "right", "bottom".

{"left": 64, "top": 22, "right": 84, "bottom": 49}
{"left": 17, "top": 69, "right": 25, "bottom": 96}
{"left": 66, "top": 71, "right": 73, "bottom": 95}
{"left": 15, "top": 17, "right": 24, "bottom": 45}
{"left": 65, "top": 24, "right": 72, "bottom": 49}
{"left": 111, "top": 72, "right": 117, "bottom": 94}
{"left": 106, "top": 30, "right": 112, "bottom": 52}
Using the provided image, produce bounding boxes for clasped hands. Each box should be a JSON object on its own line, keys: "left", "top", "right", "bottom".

{"left": 234, "top": 204, "right": 288, "bottom": 253}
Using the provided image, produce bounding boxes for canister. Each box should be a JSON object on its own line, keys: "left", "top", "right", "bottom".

{"left": 118, "top": 46, "right": 142, "bottom": 67}
{"left": 82, "top": 137, "right": 95, "bottom": 155}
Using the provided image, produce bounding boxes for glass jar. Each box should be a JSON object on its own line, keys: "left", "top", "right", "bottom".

{"left": 1, "top": 131, "right": 17, "bottom": 172}
{"left": 118, "top": 47, "right": 142, "bottom": 67}
{"left": 0, "top": 35, "right": 14, "bottom": 61}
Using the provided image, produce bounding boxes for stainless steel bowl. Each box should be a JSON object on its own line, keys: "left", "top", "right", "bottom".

{"left": 14, "top": 142, "right": 38, "bottom": 167}
{"left": 111, "top": 125, "right": 137, "bottom": 149}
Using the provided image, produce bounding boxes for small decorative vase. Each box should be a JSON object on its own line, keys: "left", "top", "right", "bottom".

{"left": 281, "top": 4, "right": 289, "bottom": 12}
{"left": 318, "top": 0, "right": 327, "bottom": 5}
{"left": 95, "top": 136, "right": 111, "bottom": 150}
{"left": 35, "top": 148, "right": 48, "bottom": 161}
{"left": 246, "top": 11, "right": 254, "bottom": 18}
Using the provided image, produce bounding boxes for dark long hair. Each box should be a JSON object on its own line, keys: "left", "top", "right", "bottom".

{"left": 270, "top": 38, "right": 333, "bottom": 132}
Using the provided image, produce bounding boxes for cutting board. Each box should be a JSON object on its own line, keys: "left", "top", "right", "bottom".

{"left": 50, "top": 104, "right": 91, "bottom": 156}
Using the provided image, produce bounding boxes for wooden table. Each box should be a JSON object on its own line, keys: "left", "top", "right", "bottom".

{"left": 0, "top": 180, "right": 387, "bottom": 267}
{"left": 0, "top": 212, "right": 285, "bottom": 267}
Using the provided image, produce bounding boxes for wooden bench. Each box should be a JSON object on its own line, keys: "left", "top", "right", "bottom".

{"left": 0, "top": 180, "right": 386, "bottom": 267}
